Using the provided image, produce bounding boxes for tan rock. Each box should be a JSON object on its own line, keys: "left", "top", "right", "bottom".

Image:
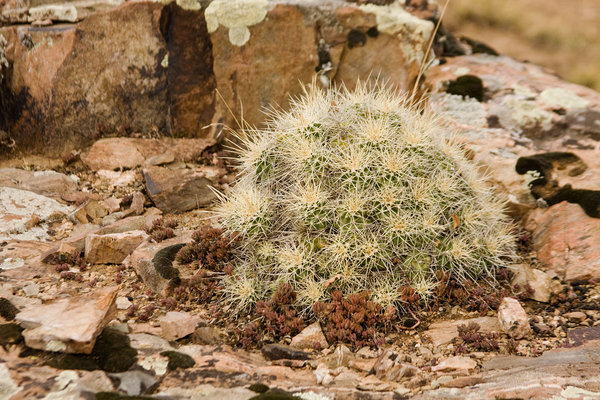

{"left": 532, "top": 202, "right": 600, "bottom": 282}
{"left": 431, "top": 356, "right": 477, "bottom": 373}
{"left": 0, "top": 168, "right": 77, "bottom": 199}
{"left": 159, "top": 311, "right": 201, "bottom": 341}
{"left": 290, "top": 322, "right": 328, "bottom": 350}
{"left": 425, "top": 317, "right": 501, "bottom": 347}
{"left": 16, "top": 287, "right": 118, "bottom": 354}
{"left": 85, "top": 230, "right": 148, "bottom": 264}
{"left": 511, "top": 264, "right": 552, "bottom": 303}
{"left": 373, "top": 349, "right": 419, "bottom": 382}
{"left": 498, "top": 297, "right": 531, "bottom": 339}
{"left": 81, "top": 138, "right": 216, "bottom": 171}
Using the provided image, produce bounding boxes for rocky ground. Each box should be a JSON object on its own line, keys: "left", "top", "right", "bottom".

{"left": 1, "top": 1, "right": 600, "bottom": 400}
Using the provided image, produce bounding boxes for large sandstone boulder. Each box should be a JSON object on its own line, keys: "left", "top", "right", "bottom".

{"left": 0, "top": 0, "right": 434, "bottom": 156}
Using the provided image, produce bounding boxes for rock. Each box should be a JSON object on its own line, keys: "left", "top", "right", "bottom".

{"left": 128, "top": 233, "right": 193, "bottom": 295}
{"left": 564, "top": 312, "right": 587, "bottom": 324}
{"left": 332, "top": 369, "right": 361, "bottom": 387}
{"left": 439, "top": 375, "right": 483, "bottom": 388}
{"left": 431, "top": 356, "right": 477, "bottom": 373}
{"left": 191, "top": 326, "right": 224, "bottom": 345}
{"left": 314, "top": 363, "right": 333, "bottom": 385}
{"left": 425, "top": 317, "right": 501, "bottom": 347}
{"left": 531, "top": 202, "right": 600, "bottom": 282}
{"left": 159, "top": 311, "right": 201, "bottom": 341}
{"left": 2, "top": 1, "right": 432, "bottom": 156}
{"left": 16, "top": 287, "right": 118, "bottom": 354}
{"left": 357, "top": 375, "right": 401, "bottom": 392}
{"left": 84, "top": 230, "right": 147, "bottom": 264}
{"left": 116, "top": 296, "right": 132, "bottom": 310}
{"left": 261, "top": 344, "right": 310, "bottom": 361}
{"left": 129, "top": 333, "right": 174, "bottom": 353}
{"left": 143, "top": 166, "right": 222, "bottom": 213}
{"left": 498, "top": 297, "right": 531, "bottom": 339}
{"left": 373, "top": 349, "right": 419, "bottom": 382}
{"left": 348, "top": 357, "right": 376, "bottom": 373}
{"left": 0, "top": 187, "right": 71, "bottom": 241}
{"left": 290, "top": 322, "right": 328, "bottom": 350}
{"left": 0, "top": 240, "right": 55, "bottom": 283}
{"left": 97, "top": 170, "right": 137, "bottom": 187}
{"left": 0, "top": 169, "right": 77, "bottom": 199}
{"left": 317, "top": 344, "right": 354, "bottom": 370}
{"left": 82, "top": 138, "right": 216, "bottom": 171}
{"left": 109, "top": 370, "right": 157, "bottom": 397}
{"left": 511, "top": 264, "right": 553, "bottom": 303}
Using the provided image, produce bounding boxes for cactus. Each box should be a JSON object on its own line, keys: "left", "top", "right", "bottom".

{"left": 215, "top": 82, "right": 517, "bottom": 314}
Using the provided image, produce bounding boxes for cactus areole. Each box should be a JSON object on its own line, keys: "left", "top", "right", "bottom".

{"left": 215, "top": 83, "right": 517, "bottom": 314}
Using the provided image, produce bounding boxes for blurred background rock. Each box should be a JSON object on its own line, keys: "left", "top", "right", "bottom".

{"left": 445, "top": 0, "right": 600, "bottom": 91}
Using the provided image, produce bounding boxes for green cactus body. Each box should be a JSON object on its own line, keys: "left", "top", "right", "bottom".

{"left": 215, "top": 83, "right": 517, "bottom": 313}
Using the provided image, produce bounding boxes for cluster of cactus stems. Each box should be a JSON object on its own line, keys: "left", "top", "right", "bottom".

{"left": 215, "top": 82, "right": 517, "bottom": 315}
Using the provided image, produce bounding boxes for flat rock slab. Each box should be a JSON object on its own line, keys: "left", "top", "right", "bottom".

{"left": 81, "top": 137, "right": 216, "bottom": 171}
{"left": 0, "top": 169, "right": 78, "bottom": 199}
{"left": 16, "top": 286, "right": 118, "bottom": 354}
{"left": 0, "top": 187, "right": 72, "bottom": 241}
{"left": 143, "top": 166, "right": 222, "bottom": 213}
{"left": 425, "top": 317, "right": 501, "bottom": 347}
{"left": 0, "top": 240, "right": 55, "bottom": 283}
{"left": 85, "top": 230, "right": 148, "bottom": 264}
{"left": 532, "top": 201, "right": 600, "bottom": 282}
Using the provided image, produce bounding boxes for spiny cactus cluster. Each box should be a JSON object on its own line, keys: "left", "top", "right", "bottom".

{"left": 215, "top": 83, "right": 517, "bottom": 314}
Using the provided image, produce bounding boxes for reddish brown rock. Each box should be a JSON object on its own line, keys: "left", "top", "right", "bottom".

{"left": 143, "top": 166, "right": 222, "bottom": 213}
{"left": 431, "top": 356, "right": 477, "bottom": 373}
{"left": 16, "top": 287, "right": 118, "bottom": 354}
{"left": 85, "top": 230, "right": 148, "bottom": 264}
{"left": 81, "top": 138, "right": 216, "bottom": 171}
{"left": 531, "top": 202, "right": 600, "bottom": 282}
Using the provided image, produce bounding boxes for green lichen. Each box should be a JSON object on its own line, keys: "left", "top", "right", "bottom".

{"left": 205, "top": 0, "right": 268, "bottom": 47}
{"left": 539, "top": 87, "right": 589, "bottom": 110}
{"left": 360, "top": 2, "right": 434, "bottom": 66}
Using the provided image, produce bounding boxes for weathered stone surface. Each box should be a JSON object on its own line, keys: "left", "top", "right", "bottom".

{"left": 81, "top": 137, "right": 216, "bottom": 171}
{"left": 511, "top": 264, "right": 553, "bottom": 303}
{"left": 498, "top": 297, "right": 531, "bottom": 339}
{"left": 128, "top": 232, "right": 193, "bottom": 294}
{"left": 531, "top": 202, "right": 600, "bottom": 282}
{"left": 159, "top": 311, "right": 201, "bottom": 341}
{"left": 16, "top": 286, "right": 118, "bottom": 354}
{"left": 425, "top": 317, "right": 501, "bottom": 347}
{"left": 84, "top": 230, "right": 148, "bottom": 264}
{"left": 431, "top": 356, "right": 477, "bottom": 373}
{"left": 2, "top": 0, "right": 433, "bottom": 156}
{"left": 261, "top": 344, "right": 310, "bottom": 361}
{"left": 0, "top": 187, "right": 71, "bottom": 241}
{"left": 373, "top": 349, "right": 418, "bottom": 382}
{"left": 143, "top": 166, "right": 222, "bottom": 213}
{"left": 290, "top": 322, "right": 328, "bottom": 350}
{"left": 0, "top": 169, "right": 77, "bottom": 199}
{"left": 0, "top": 240, "right": 55, "bottom": 284}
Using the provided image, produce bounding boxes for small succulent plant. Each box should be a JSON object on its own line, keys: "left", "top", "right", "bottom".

{"left": 215, "top": 82, "right": 517, "bottom": 315}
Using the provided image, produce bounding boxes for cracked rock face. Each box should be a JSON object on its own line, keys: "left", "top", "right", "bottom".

{"left": 0, "top": 0, "right": 433, "bottom": 156}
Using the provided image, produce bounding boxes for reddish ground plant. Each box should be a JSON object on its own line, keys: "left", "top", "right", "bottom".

{"left": 454, "top": 321, "right": 500, "bottom": 353}
{"left": 313, "top": 290, "right": 397, "bottom": 348}
{"left": 175, "top": 226, "right": 239, "bottom": 271}
{"left": 145, "top": 218, "right": 177, "bottom": 242}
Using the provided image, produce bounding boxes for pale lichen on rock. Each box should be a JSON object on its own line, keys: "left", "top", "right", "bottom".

{"left": 205, "top": 0, "right": 269, "bottom": 46}
{"left": 539, "top": 87, "right": 589, "bottom": 110}
{"left": 359, "top": 2, "right": 434, "bottom": 66}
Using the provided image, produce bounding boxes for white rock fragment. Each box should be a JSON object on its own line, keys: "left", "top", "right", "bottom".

{"left": 498, "top": 297, "right": 531, "bottom": 339}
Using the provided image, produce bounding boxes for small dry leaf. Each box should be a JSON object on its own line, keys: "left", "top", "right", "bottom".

{"left": 452, "top": 213, "right": 461, "bottom": 229}
{"left": 322, "top": 274, "right": 342, "bottom": 289}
